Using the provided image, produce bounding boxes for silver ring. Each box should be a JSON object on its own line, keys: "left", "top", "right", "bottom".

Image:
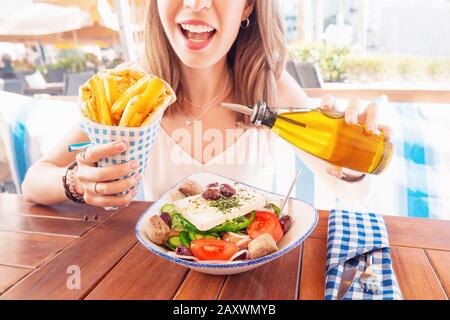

{"left": 93, "top": 182, "right": 101, "bottom": 195}
{"left": 80, "top": 150, "right": 87, "bottom": 161}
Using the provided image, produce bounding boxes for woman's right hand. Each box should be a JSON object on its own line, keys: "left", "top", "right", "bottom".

{"left": 74, "top": 141, "right": 141, "bottom": 207}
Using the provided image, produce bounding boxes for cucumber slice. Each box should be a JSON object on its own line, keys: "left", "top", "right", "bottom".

{"left": 188, "top": 231, "right": 197, "bottom": 241}
{"left": 268, "top": 203, "right": 281, "bottom": 216}
{"left": 189, "top": 232, "right": 204, "bottom": 240}
{"left": 166, "top": 236, "right": 181, "bottom": 250}
{"left": 179, "top": 231, "right": 192, "bottom": 247}
{"left": 161, "top": 203, "right": 176, "bottom": 216}
{"left": 172, "top": 214, "right": 200, "bottom": 232}
{"left": 208, "top": 211, "right": 255, "bottom": 232}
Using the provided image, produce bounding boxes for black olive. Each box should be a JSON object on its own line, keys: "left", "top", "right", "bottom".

{"left": 202, "top": 188, "right": 221, "bottom": 200}
{"left": 279, "top": 215, "right": 293, "bottom": 234}
{"left": 207, "top": 182, "right": 219, "bottom": 188}
{"left": 219, "top": 183, "right": 236, "bottom": 197}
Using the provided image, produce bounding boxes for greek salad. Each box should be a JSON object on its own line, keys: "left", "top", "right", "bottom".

{"left": 144, "top": 179, "right": 294, "bottom": 262}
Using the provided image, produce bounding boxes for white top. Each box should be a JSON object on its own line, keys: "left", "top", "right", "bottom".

{"left": 143, "top": 126, "right": 373, "bottom": 212}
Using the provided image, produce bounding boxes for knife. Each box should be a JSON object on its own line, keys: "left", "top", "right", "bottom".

{"left": 336, "top": 266, "right": 358, "bottom": 300}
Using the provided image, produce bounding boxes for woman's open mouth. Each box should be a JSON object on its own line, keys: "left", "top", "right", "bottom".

{"left": 178, "top": 21, "right": 216, "bottom": 50}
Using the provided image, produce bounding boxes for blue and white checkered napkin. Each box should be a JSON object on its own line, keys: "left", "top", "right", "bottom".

{"left": 324, "top": 210, "right": 403, "bottom": 300}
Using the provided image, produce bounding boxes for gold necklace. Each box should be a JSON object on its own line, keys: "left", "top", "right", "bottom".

{"left": 182, "top": 75, "right": 230, "bottom": 126}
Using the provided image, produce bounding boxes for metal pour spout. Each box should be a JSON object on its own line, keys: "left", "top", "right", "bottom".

{"left": 220, "top": 103, "right": 254, "bottom": 116}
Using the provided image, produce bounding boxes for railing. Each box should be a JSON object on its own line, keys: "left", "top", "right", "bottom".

{"left": 47, "top": 88, "right": 450, "bottom": 104}
{"left": 305, "top": 88, "right": 450, "bottom": 104}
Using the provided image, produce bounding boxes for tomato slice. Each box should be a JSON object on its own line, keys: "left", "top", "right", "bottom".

{"left": 247, "top": 211, "right": 284, "bottom": 242}
{"left": 190, "top": 239, "right": 239, "bottom": 261}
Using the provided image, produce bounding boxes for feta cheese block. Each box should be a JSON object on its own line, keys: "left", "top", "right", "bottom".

{"left": 173, "top": 183, "right": 267, "bottom": 231}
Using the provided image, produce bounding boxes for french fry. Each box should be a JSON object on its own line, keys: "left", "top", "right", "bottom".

{"left": 118, "top": 96, "right": 140, "bottom": 127}
{"left": 109, "top": 68, "right": 145, "bottom": 81}
{"left": 128, "top": 113, "right": 146, "bottom": 128}
{"left": 102, "top": 75, "right": 118, "bottom": 107}
{"left": 86, "top": 97, "right": 99, "bottom": 123}
{"left": 90, "top": 75, "right": 114, "bottom": 126}
{"left": 139, "top": 77, "right": 166, "bottom": 115}
{"left": 80, "top": 83, "right": 92, "bottom": 102}
{"left": 111, "top": 76, "right": 151, "bottom": 122}
{"left": 79, "top": 68, "right": 175, "bottom": 128}
{"left": 140, "top": 94, "right": 168, "bottom": 127}
{"left": 118, "top": 77, "right": 166, "bottom": 127}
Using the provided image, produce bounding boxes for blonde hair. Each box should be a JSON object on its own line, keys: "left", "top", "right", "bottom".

{"left": 143, "top": 0, "right": 287, "bottom": 120}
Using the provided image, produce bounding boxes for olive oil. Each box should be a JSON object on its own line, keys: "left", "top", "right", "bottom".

{"left": 222, "top": 102, "right": 393, "bottom": 174}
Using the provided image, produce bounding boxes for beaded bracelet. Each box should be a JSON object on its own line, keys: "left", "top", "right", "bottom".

{"left": 62, "top": 161, "right": 85, "bottom": 204}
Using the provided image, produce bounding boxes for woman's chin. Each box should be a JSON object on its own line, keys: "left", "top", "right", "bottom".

{"left": 178, "top": 55, "right": 218, "bottom": 69}
{"left": 174, "top": 47, "right": 223, "bottom": 69}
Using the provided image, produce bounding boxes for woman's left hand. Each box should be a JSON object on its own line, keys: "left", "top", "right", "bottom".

{"left": 319, "top": 94, "right": 393, "bottom": 179}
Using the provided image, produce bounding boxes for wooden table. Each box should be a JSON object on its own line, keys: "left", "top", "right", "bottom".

{"left": 0, "top": 194, "right": 449, "bottom": 300}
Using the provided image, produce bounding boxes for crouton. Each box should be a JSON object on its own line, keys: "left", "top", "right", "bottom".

{"left": 178, "top": 179, "right": 203, "bottom": 196}
{"left": 171, "top": 190, "right": 186, "bottom": 201}
{"left": 145, "top": 215, "right": 170, "bottom": 245}
{"left": 248, "top": 233, "right": 278, "bottom": 259}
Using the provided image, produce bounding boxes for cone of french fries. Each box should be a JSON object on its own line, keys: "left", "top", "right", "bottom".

{"left": 78, "top": 67, "right": 176, "bottom": 208}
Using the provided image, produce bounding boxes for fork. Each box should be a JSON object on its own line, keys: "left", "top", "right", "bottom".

{"left": 359, "top": 253, "right": 381, "bottom": 293}
{"left": 279, "top": 169, "right": 301, "bottom": 217}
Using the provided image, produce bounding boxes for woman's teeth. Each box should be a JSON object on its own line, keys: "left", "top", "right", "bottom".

{"left": 180, "top": 24, "right": 216, "bottom": 42}
{"left": 181, "top": 24, "right": 215, "bottom": 33}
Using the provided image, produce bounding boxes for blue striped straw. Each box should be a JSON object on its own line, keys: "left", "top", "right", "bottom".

{"left": 68, "top": 142, "right": 92, "bottom": 152}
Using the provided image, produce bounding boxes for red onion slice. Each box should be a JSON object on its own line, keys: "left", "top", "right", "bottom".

{"left": 230, "top": 249, "right": 249, "bottom": 261}
{"left": 166, "top": 252, "right": 199, "bottom": 261}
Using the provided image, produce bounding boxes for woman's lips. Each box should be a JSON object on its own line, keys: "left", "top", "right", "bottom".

{"left": 178, "top": 23, "right": 216, "bottom": 50}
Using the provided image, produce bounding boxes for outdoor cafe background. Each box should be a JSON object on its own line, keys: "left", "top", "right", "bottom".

{"left": 0, "top": 0, "right": 449, "bottom": 220}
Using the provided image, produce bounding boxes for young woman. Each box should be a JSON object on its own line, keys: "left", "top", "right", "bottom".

{"left": 22, "top": 0, "right": 391, "bottom": 209}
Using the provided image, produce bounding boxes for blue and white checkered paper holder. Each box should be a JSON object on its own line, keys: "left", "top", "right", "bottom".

{"left": 79, "top": 82, "right": 176, "bottom": 210}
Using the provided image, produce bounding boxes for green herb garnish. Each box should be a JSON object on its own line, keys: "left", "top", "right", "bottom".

{"left": 209, "top": 195, "right": 241, "bottom": 214}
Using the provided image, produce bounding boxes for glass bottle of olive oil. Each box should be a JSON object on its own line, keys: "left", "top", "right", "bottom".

{"left": 222, "top": 102, "right": 393, "bottom": 174}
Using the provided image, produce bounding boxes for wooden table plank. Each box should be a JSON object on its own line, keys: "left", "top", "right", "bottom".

{"left": 384, "top": 216, "right": 450, "bottom": 251}
{"left": 0, "top": 215, "right": 96, "bottom": 237}
{"left": 0, "top": 202, "right": 150, "bottom": 300}
{"left": 0, "top": 266, "right": 32, "bottom": 294}
{"left": 0, "top": 194, "right": 111, "bottom": 221}
{"left": 86, "top": 244, "right": 189, "bottom": 300}
{"left": 218, "top": 247, "right": 302, "bottom": 300}
{"left": 312, "top": 211, "right": 450, "bottom": 251}
{"left": 425, "top": 250, "right": 450, "bottom": 297}
{"left": 390, "top": 246, "right": 448, "bottom": 300}
{"left": 174, "top": 272, "right": 226, "bottom": 300}
{"left": 0, "top": 231, "right": 74, "bottom": 268}
{"left": 298, "top": 238, "right": 327, "bottom": 300}
{"left": 309, "top": 210, "right": 329, "bottom": 240}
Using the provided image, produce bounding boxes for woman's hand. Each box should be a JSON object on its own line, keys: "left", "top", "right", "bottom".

{"left": 319, "top": 94, "right": 393, "bottom": 179}
{"left": 74, "top": 141, "right": 141, "bottom": 207}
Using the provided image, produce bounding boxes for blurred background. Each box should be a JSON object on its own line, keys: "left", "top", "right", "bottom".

{"left": 0, "top": 0, "right": 449, "bottom": 220}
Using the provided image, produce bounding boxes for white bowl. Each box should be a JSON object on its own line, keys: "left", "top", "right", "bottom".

{"left": 135, "top": 172, "right": 318, "bottom": 275}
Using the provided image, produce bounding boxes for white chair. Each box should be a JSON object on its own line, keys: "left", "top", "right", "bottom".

{"left": 0, "top": 91, "right": 80, "bottom": 193}
{"left": 286, "top": 59, "right": 324, "bottom": 88}
{"left": 0, "top": 113, "right": 21, "bottom": 192}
